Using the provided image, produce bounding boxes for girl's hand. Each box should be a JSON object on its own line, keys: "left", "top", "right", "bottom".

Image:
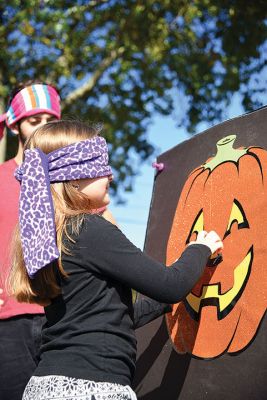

{"left": 189, "top": 230, "right": 223, "bottom": 255}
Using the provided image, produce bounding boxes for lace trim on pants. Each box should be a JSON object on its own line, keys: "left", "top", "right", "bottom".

{"left": 22, "top": 375, "right": 137, "bottom": 400}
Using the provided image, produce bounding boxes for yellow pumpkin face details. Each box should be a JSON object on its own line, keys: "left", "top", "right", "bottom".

{"left": 185, "top": 247, "right": 253, "bottom": 321}
{"left": 224, "top": 199, "right": 249, "bottom": 239}
{"left": 186, "top": 210, "right": 204, "bottom": 244}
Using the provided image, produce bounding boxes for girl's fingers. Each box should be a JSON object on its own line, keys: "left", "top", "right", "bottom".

{"left": 190, "top": 230, "right": 223, "bottom": 255}
{"left": 206, "top": 231, "right": 220, "bottom": 241}
{"left": 197, "top": 231, "right": 207, "bottom": 240}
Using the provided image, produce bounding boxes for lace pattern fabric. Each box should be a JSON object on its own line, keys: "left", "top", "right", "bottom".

{"left": 22, "top": 375, "right": 137, "bottom": 400}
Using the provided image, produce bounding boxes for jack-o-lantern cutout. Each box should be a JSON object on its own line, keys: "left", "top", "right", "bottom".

{"left": 166, "top": 135, "right": 267, "bottom": 359}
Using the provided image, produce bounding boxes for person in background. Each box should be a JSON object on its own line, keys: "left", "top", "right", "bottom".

{"left": 0, "top": 80, "right": 61, "bottom": 400}
{"left": 9, "top": 120, "right": 223, "bottom": 400}
{"left": 0, "top": 81, "right": 115, "bottom": 400}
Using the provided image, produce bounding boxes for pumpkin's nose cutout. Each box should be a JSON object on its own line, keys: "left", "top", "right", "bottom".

{"left": 207, "top": 253, "right": 223, "bottom": 267}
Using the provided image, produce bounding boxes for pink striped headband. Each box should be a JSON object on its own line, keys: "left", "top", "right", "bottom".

{"left": 0, "top": 84, "right": 61, "bottom": 139}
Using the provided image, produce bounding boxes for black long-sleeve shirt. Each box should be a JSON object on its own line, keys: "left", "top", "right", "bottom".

{"left": 35, "top": 214, "right": 211, "bottom": 386}
{"left": 133, "top": 297, "right": 172, "bottom": 329}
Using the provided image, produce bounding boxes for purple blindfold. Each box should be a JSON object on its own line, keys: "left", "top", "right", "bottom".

{"left": 15, "top": 136, "right": 112, "bottom": 278}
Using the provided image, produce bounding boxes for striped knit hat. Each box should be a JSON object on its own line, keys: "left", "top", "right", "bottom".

{"left": 0, "top": 84, "right": 61, "bottom": 139}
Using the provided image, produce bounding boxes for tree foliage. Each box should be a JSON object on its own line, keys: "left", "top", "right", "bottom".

{"left": 0, "top": 0, "right": 266, "bottom": 198}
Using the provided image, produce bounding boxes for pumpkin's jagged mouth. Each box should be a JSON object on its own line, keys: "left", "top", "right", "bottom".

{"left": 184, "top": 246, "right": 253, "bottom": 321}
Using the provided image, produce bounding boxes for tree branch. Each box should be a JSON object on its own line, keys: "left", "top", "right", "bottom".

{"left": 62, "top": 47, "right": 125, "bottom": 109}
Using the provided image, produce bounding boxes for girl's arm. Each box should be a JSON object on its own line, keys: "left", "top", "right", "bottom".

{"left": 80, "top": 216, "right": 221, "bottom": 304}
{"left": 101, "top": 213, "right": 170, "bottom": 328}
{"left": 133, "top": 296, "right": 172, "bottom": 329}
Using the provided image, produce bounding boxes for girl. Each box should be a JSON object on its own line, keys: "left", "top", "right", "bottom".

{"left": 9, "top": 120, "right": 223, "bottom": 400}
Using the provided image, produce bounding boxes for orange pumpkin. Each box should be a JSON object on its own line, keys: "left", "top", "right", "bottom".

{"left": 166, "top": 135, "right": 267, "bottom": 358}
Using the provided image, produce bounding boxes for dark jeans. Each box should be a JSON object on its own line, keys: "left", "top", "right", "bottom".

{"left": 0, "top": 314, "right": 45, "bottom": 400}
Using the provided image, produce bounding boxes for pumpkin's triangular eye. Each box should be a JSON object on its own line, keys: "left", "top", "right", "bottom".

{"left": 186, "top": 210, "right": 204, "bottom": 244}
{"left": 224, "top": 199, "right": 249, "bottom": 239}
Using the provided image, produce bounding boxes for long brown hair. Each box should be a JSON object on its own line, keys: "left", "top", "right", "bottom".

{"left": 8, "top": 120, "right": 100, "bottom": 306}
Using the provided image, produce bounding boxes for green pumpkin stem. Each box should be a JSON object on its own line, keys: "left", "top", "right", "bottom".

{"left": 204, "top": 135, "right": 247, "bottom": 171}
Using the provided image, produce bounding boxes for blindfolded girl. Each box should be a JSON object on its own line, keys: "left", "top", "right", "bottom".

{"left": 9, "top": 120, "right": 223, "bottom": 400}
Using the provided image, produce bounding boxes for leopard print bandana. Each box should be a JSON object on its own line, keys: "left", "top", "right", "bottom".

{"left": 15, "top": 136, "right": 112, "bottom": 278}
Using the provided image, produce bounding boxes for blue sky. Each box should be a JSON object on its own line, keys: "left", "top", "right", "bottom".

{"left": 109, "top": 94, "right": 244, "bottom": 249}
